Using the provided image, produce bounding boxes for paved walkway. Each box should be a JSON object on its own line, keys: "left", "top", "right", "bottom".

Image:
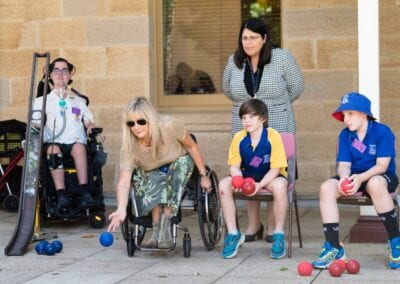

{"left": 0, "top": 201, "right": 399, "bottom": 283}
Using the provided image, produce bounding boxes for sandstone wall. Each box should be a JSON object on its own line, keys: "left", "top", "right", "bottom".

{"left": 1, "top": 0, "right": 399, "bottom": 198}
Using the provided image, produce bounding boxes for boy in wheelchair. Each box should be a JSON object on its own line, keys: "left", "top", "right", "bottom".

{"left": 33, "top": 58, "right": 99, "bottom": 215}
{"left": 108, "top": 97, "right": 211, "bottom": 249}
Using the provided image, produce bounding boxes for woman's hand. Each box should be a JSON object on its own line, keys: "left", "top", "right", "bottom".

{"left": 107, "top": 208, "right": 127, "bottom": 232}
{"left": 200, "top": 176, "right": 212, "bottom": 192}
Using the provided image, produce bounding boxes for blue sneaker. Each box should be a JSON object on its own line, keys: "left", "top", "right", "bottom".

{"left": 388, "top": 236, "right": 400, "bottom": 269}
{"left": 270, "top": 232, "right": 286, "bottom": 259}
{"left": 312, "top": 241, "right": 346, "bottom": 269}
{"left": 221, "top": 232, "right": 245, "bottom": 259}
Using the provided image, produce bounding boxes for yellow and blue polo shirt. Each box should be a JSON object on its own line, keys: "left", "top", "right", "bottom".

{"left": 228, "top": 127, "right": 288, "bottom": 182}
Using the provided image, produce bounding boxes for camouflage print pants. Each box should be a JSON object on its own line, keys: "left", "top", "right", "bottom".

{"left": 133, "top": 155, "right": 194, "bottom": 217}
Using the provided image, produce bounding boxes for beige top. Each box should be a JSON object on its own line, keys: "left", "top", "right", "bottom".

{"left": 120, "top": 115, "right": 188, "bottom": 172}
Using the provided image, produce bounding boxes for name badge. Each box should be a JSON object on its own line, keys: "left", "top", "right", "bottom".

{"left": 249, "top": 156, "right": 263, "bottom": 168}
{"left": 72, "top": 107, "right": 81, "bottom": 121}
{"left": 352, "top": 138, "right": 366, "bottom": 153}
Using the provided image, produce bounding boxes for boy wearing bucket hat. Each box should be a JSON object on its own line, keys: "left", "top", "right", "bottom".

{"left": 312, "top": 92, "right": 400, "bottom": 269}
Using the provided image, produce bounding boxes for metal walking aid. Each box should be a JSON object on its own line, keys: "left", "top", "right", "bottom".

{"left": 5, "top": 52, "right": 51, "bottom": 256}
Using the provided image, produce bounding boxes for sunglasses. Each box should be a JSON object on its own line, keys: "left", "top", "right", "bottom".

{"left": 126, "top": 119, "right": 147, "bottom": 127}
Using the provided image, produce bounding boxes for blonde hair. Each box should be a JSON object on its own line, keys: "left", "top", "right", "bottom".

{"left": 121, "top": 96, "right": 161, "bottom": 158}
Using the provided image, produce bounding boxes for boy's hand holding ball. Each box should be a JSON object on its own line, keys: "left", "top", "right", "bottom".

{"left": 231, "top": 176, "right": 256, "bottom": 195}
{"left": 339, "top": 177, "right": 353, "bottom": 194}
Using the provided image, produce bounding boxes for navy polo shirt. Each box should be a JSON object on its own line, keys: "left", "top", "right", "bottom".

{"left": 337, "top": 120, "right": 396, "bottom": 174}
{"left": 239, "top": 128, "right": 272, "bottom": 181}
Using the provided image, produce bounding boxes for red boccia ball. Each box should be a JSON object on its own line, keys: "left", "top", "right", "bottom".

{"left": 332, "top": 259, "right": 346, "bottom": 272}
{"left": 243, "top": 177, "right": 255, "bottom": 184}
{"left": 231, "top": 176, "right": 244, "bottom": 189}
{"left": 340, "top": 178, "right": 353, "bottom": 193}
{"left": 329, "top": 262, "right": 344, "bottom": 277}
{"left": 297, "top": 261, "right": 313, "bottom": 276}
{"left": 242, "top": 178, "right": 255, "bottom": 195}
{"left": 346, "top": 259, "right": 360, "bottom": 274}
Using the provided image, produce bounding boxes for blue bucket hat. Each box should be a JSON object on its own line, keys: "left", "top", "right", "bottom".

{"left": 332, "top": 92, "right": 376, "bottom": 122}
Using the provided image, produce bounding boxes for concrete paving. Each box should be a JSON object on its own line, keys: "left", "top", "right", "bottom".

{"left": 0, "top": 200, "right": 400, "bottom": 283}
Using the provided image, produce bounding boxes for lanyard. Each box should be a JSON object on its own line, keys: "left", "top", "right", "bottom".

{"left": 251, "top": 70, "right": 260, "bottom": 94}
{"left": 247, "top": 59, "right": 261, "bottom": 94}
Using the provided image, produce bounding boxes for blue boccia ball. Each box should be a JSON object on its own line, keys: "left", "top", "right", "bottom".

{"left": 39, "top": 240, "right": 49, "bottom": 246}
{"left": 52, "top": 240, "right": 63, "bottom": 253}
{"left": 99, "top": 232, "right": 113, "bottom": 247}
{"left": 35, "top": 242, "right": 46, "bottom": 255}
{"left": 44, "top": 243, "right": 56, "bottom": 256}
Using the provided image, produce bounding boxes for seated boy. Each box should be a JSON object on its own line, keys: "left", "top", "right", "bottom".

{"left": 219, "top": 98, "right": 288, "bottom": 259}
{"left": 312, "top": 92, "right": 400, "bottom": 269}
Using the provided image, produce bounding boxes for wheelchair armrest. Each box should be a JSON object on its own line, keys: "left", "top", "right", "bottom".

{"left": 90, "top": 127, "right": 103, "bottom": 136}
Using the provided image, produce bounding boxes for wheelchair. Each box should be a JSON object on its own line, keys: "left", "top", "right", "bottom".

{"left": 38, "top": 127, "right": 107, "bottom": 229}
{"left": 0, "top": 119, "right": 26, "bottom": 212}
{"left": 121, "top": 165, "right": 222, "bottom": 258}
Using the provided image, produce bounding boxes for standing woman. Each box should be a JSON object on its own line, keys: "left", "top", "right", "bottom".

{"left": 223, "top": 18, "right": 304, "bottom": 243}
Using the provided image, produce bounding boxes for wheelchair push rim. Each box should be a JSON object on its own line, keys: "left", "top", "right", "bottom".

{"left": 197, "top": 168, "right": 222, "bottom": 250}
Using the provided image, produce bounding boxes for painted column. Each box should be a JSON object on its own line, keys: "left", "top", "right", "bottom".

{"left": 358, "top": 0, "right": 379, "bottom": 217}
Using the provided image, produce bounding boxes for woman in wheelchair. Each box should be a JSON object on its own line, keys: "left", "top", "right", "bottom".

{"left": 108, "top": 96, "right": 211, "bottom": 248}
{"left": 33, "top": 57, "right": 97, "bottom": 213}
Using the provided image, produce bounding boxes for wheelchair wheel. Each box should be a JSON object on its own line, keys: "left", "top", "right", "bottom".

{"left": 183, "top": 233, "right": 191, "bottom": 258}
{"left": 197, "top": 169, "right": 222, "bottom": 250}
{"left": 3, "top": 194, "right": 19, "bottom": 212}
{"left": 127, "top": 229, "right": 135, "bottom": 257}
{"left": 121, "top": 199, "right": 146, "bottom": 246}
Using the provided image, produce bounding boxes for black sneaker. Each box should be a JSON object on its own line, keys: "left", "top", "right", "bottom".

{"left": 57, "top": 195, "right": 71, "bottom": 212}
{"left": 80, "top": 192, "right": 95, "bottom": 208}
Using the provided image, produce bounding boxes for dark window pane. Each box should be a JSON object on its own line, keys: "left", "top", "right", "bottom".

{"left": 161, "top": 0, "right": 281, "bottom": 97}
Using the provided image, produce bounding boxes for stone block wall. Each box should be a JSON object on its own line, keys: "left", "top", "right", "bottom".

{"left": 282, "top": 0, "right": 400, "bottom": 196}
{"left": 1, "top": 0, "right": 399, "bottom": 198}
{"left": 0, "top": 0, "right": 151, "bottom": 196}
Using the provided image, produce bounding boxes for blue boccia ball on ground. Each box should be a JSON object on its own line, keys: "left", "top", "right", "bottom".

{"left": 44, "top": 243, "right": 56, "bottom": 255}
{"left": 35, "top": 242, "right": 46, "bottom": 255}
{"left": 99, "top": 232, "right": 113, "bottom": 247}
{"left": 39, "top": 240, "right": 49, "bottom": 246}
{"left": 52, "top": 240, "right": 63, "bottom": 253}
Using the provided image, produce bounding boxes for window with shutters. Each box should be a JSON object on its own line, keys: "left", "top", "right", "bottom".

{"left": 156, "top": 0, "right": 281, "bottom": 108}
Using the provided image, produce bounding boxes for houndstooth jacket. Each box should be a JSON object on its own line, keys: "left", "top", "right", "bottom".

{"left": 223, "top": 48, "right": 305, "bottom": 135}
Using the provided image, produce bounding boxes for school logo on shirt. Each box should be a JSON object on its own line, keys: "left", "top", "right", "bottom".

{"left": 263, "top": 154, "right": 270, "bottom": 164}
{"left": 369, "top": 144, "right": 376, "bottom": 155}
